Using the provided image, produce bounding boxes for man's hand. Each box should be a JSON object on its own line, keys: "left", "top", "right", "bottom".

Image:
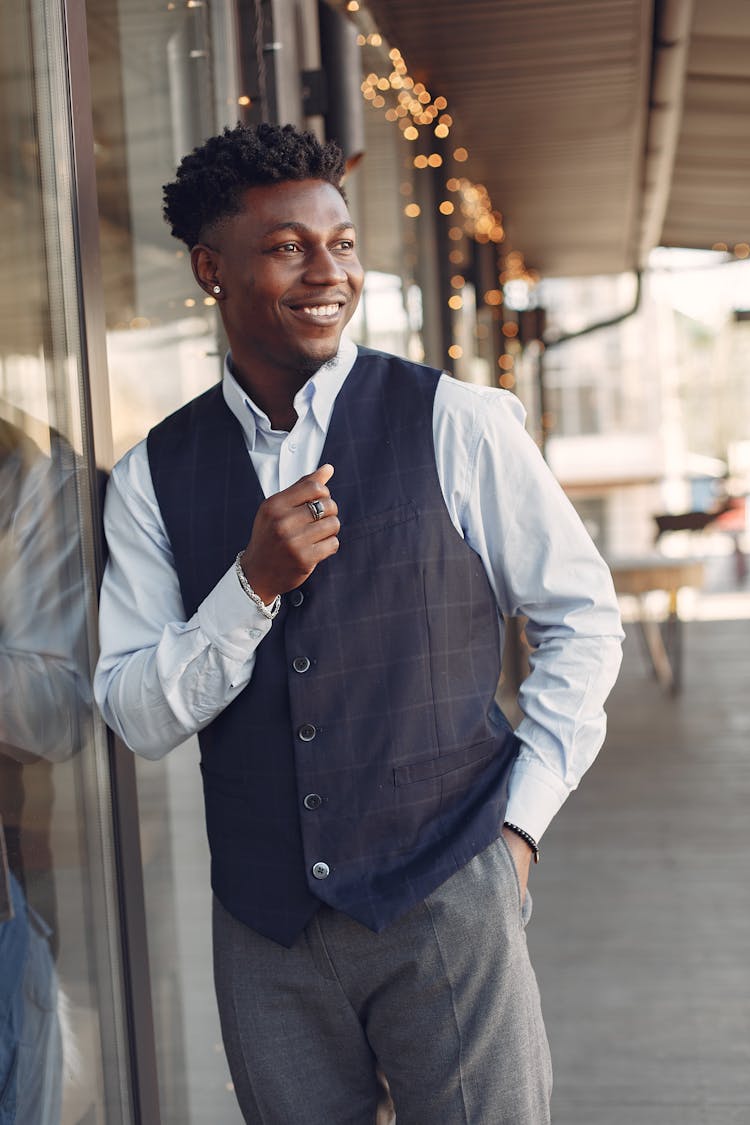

{"left": 501, "top": 825, "right": 534, "bottom": 906}
{"left": 239, "top": 464, "right": 340, "bottom": 604}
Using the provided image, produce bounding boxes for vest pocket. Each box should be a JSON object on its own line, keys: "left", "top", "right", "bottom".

{"left": 337, "top": 500, "right": 418, "bottom": 544}
{"left": 393, "top": 737, "right": 498, "bottom": 786}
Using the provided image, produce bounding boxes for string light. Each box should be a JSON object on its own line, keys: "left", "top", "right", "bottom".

{"left": 348, "top": 4, "right": 538, "bottom": 372}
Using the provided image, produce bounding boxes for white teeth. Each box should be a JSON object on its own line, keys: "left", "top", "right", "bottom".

{"left": 302, "top": 304, "right": 339, "bottom": 317}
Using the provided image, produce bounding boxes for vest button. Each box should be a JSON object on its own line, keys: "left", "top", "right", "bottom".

{"left": 311, "top": 862, "right": 330, "bottom": 880}
{"left": 303, "top": 793, "right": 322, "bottom": 810}
{"left": 293, "top": 656, "right": 311, "bottom": 674}
{"left": 290, "top": 589, "right": 304, "bottom": 607}
{"left": 298, "top": 723, "right": 317, "bottom": 742}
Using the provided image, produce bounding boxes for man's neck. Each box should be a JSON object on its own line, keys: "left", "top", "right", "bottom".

{"left": 228, "top": 356, "right": 310, "bottom": 432}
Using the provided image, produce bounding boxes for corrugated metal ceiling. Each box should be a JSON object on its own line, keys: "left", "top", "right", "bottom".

{"left": 363, "top": 0, "right": 750, "bottom": 276}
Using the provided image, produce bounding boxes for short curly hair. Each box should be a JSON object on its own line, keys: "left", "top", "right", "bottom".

{"left": 163, "top": 122, "right": 347, "bottom": 248}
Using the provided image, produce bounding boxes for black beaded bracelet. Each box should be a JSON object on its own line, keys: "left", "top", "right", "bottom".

{"left": 503, "top": 822, "right": 540, "bottom": 864}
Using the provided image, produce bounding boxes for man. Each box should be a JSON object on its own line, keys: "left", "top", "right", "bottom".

{"left": 95, "top": 122, "right": 623, "bottom": 1124}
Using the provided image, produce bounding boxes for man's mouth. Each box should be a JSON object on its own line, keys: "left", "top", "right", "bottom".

{"left": 289, "top": 300, "right": 345, "bottom": 325}
{"left": 302, "top": 303, "right": 341, "bottom": 319}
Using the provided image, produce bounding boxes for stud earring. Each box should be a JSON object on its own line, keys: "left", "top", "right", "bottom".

{"left": 212, "top": 284, "right": 221, "bottom": 295}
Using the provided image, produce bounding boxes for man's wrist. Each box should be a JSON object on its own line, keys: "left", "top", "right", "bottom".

{"left": 234, "top": 552, "right": 281, "bottom": 620}
{"left": 503, "top": 822, "right": 540, "bottom": 864}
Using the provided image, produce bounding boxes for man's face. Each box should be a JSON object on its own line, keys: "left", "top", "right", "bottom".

{"left": 201, "top": 178, "right": 364, "bottom": 382}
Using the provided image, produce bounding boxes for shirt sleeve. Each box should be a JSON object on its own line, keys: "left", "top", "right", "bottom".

{"left": 94, "top": 441, "right": 272, "bottom": 758}
{"left": 433, "top": 375, "right": 624, "bottom": 841}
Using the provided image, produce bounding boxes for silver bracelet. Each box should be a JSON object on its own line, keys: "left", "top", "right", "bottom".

{"left": 234, "top": 552, "right": 281, "bottom": 620}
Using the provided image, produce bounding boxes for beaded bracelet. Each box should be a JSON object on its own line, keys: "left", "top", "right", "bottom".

{"left": 503, "top": 822, "right": 540, "bottom": 864}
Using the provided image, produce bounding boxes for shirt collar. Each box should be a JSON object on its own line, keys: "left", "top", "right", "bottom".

{"left": 222, "top": 336, "right": 358, "bottom": 451}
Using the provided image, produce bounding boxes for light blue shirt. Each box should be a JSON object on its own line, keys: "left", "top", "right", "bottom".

{"left": 95, "top": 337, "right": 623, "bottom": 840}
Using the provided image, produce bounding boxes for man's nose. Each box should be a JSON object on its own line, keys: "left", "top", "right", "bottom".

{"left": 302, "top": 245, "right": 348, "bottom": 284}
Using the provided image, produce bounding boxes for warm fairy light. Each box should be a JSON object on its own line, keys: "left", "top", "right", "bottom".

{"left": 712, "top": 241, "right": 728, "bottom": 251}
{"left": 449, "top": 249, "right": 464, "bottom": 264}
{"left": 735, "top": 243, "right": 750, "bottom": 258}
{"left": 203, "top": 296, "right": 216, "bottom": 306}
{"left": 448, "top": 344, "right": 463, "bottom": 359}
{"left": 502, "top": 322, "right": 519, "bottom": 338}
{"left": 499, "top": 372, "right": 516, "bottom": 389}
{"left": 404, "top": 203, "right": 421, "bottom": 217}
{"left": 450, "top": 274, "right": 465, "bottom": 288}
{"left": 498, "top": 354, "right": 514, "bottom": 370}
{"left": 448, "top": 295, "right": 463, "bottom": 310}
{"left": 352, "top": 21, "right": 532, "bottom": 289}
{"left": 184, "top": 298, "right": 196, "bottom": 307}
{"left": 346, "top": 0, "right": 359, "bottom": 9}
{"left": 237, "top": 95, "right": 251, "bottom": 106}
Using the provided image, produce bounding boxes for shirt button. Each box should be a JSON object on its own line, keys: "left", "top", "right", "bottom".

{"left": 289, "top": 590, "right": 304, "bottom": 607}
{"left": 288, "top": 441, "right": 297, "bottom": 452}
{"left": 293, "top": 656, "right": 311, "bottom": 674}
{"left": 298, "top": 723, "right": 316, "bottom": 742}
{"left": 303, "top": 793, "right": 322, "bottom": 810}
{"left": 312, "top": 862, "right": 330, "bottom": 880}
{"left": 249, "top": 628, "right": 261, "bottom": 639}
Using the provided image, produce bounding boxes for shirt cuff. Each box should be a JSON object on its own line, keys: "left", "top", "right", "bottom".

{"left": 504, "top": 758, "right": 572, "bottom": 843}
{"left": 196, "top": 565, "right": 273, "bottom": 661}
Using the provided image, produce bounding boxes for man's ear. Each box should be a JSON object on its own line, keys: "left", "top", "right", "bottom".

{"left": 191, "top": 244, "right": 223, "bottom": 298}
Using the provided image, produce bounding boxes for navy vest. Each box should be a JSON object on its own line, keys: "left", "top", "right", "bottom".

{"left": 147, "top": 349, "right": 519, "bottom": 947}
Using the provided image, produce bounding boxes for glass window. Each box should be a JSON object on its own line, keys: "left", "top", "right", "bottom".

{"left": 87, "top": 0, "right": 244, "bottom": 1120}
{"left": 0, "top": 2, "right": 131, "bottom": 1121}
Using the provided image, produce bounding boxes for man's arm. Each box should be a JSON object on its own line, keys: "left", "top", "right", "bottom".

{"left": 95, "top": 443, "right": 339, "bottom": 757}
{"left": 434, "top": 376, "right": 624, "bottom": 872}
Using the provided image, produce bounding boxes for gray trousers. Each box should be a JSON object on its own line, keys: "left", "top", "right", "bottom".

{"left": 213, "top": 836, "right": 552, "bottom": 1124}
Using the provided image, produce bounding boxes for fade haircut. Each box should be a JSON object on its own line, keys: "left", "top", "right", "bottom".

{"left": 163, "top": 122, "right": 347, "bottom": 249}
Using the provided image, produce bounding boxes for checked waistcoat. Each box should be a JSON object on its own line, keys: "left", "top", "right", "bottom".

{"left": 147, "top": 347, "right": 520, "bottom": 947}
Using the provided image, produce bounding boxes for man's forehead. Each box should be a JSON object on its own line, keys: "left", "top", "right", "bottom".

{"left": 238, "top": 179, "right": 351, "bottom": 228}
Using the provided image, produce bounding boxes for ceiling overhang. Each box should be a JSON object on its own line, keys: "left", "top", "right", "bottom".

{"left": 360, "top": 0, "right": 750, "bottom": 277}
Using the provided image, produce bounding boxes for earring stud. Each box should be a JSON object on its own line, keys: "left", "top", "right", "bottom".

{"left": 212, "top": 284, "right": 221, "bottom": 295}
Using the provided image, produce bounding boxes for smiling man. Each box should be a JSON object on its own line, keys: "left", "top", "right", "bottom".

{"left": 95, "top": 123, "right": 623, "bottom": 1124}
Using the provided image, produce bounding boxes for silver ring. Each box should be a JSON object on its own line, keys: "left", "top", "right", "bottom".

{"left": 307, "top": 499, "right": 325, "bottom": 521}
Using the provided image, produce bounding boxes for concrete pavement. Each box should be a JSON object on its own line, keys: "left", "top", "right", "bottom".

{"left": 528, "top": 612, "right": 750, "bottom": 1125}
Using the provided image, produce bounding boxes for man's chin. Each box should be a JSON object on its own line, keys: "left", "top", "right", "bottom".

{"left": 297, "top": 344, "right": 340, "bottom": 380}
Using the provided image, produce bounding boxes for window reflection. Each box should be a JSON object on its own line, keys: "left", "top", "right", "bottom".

{"left": 1, "top": 1, "right": 130, "bottom": 1121}
{"left": 0, "top": 416, "right": 91, "bottom": 1124}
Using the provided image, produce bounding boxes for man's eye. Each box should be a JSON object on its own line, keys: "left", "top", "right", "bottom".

{"left": 335, "top": 240, "right": 355, "bottom": 251}
{"left": 276, "top": 242, "right": 300, "bottom": 253}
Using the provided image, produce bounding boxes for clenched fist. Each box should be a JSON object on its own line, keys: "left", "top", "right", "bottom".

{"left": 238, "top": 464, "right": 339, "bottom": 604}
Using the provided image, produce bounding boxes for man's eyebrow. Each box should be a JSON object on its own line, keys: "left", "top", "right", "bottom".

{"left": 263, "top": 220, "right": 356, "bottom": 237}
